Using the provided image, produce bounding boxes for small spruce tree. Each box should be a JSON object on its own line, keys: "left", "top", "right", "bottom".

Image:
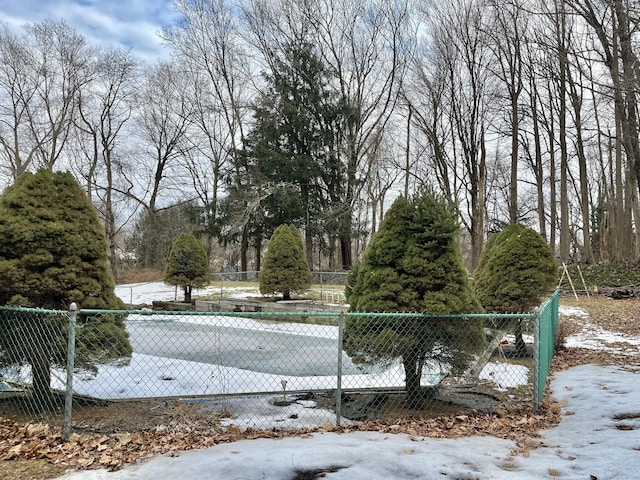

{"left": 345, "top": 189, "right": 484, "bottom": 407}
{"left": 0, "top": 170, "right": 131, "bottom": 410}
{"left": 259, "top": 224, "right": 312, "bottom": 300}
{"left": 164, "top": 233, "right": 209, "bottom": 303}
{"left": 474, "top": 223, "right": 557, "bottom": 357}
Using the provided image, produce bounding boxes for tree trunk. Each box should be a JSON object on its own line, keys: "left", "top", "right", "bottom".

{"left": 567, "top": 76, "right": 595, "bottom": 264}
{"left": 255, "top": 240, "right": 262, "bottom": 272}
{"left": 30, "top": 349, "right": 55, "bottom": 412}
{"left": 340, "top": 236, "right": 352, "bottom": 270}
{"left": 514, "top": 320, "right": 528, "bottom": 358}
{"left": 509, "top": 92, "right": 519, "bottom": 224}
{"left": 402, "top": 349, "right": 424, "bottom": 409}
{"left": 530, "top": 75, "right": 547, "bottom": 240}
{"left": 305, "top": 228, "right": 314, "bottom": 270}
{"left": 469, "top": 131, "right": 487, "bottom": 271}
{"left": 557, "top": 3, "right": 570, "bottom": 260}
{"left": 240, "top": 229, "right": 249, "bottom": 280}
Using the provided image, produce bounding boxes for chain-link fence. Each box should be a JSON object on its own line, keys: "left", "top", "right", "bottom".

{"left": 534, "top": 289, "right": 561, "bottom": 411}
{"left": 1, "top": 291, "right": 559, "bottom": 437}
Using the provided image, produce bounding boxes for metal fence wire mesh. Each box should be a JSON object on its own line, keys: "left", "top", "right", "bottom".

{"left": 0, "top": 307, "right": 69, "bottom": 422}
{"left": 534, "top": 290, "right": 561, "bottom": 411}
{"left": 0, "top": 292, "right": 559, "bottom": 435}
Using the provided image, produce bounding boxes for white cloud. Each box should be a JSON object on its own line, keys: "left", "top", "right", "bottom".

{"left": 0, "top": 0, "right": 178, "bottom": 62}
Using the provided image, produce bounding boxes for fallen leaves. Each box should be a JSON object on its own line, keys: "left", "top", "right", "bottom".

{"left": 352, "top": 403, "right": 559, "bottom": 451}
{"left": 0, "top": 401, "right": 562, "bottom": 476}
{"left": 0, "top": 415, "right": 263, "bottom": 472}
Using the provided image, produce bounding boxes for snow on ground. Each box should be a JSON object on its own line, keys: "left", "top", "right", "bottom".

{"left": 560, "top": 302, "right": 640, "bottom": 357}
{"left": 557, "top": 305, "right": 590, "bottom": 317}
{"left": 114, "top": 281, "right": 346, "bottom": 306}
{"left": 565, "top": 323, "right": 640, "bottom": 354}
{"left": 115, "top": 282, "right": 218, "bottom": 305}
{"left": 59, "top": 363, "right": 640, "bottom": 480}
{"left": 56, "top": 286, "right": 638, "bottom": 479}
{"left": 478, "top": 361, "right": 528, "bottom": 391}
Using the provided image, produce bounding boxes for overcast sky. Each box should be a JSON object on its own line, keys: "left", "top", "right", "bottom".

{"left": 0, "top": 0, "right": 179, "bottom": 62}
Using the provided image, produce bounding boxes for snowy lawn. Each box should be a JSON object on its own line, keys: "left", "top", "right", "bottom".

{"left": 55, "top": 286, "right": 640, "bottom": 479}
{"left": 58, "top": 363, "right": 640, "bottom": 480}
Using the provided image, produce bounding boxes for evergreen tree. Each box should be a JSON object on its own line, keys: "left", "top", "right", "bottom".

{"left": 164, "top": 233, "right": 209, "bottom": 303}
{"left": 0, "top": 169, "right": 131, "bottom": 410}
{"left": 232, "top": 41, "right": 348, "bottom": 265}
{"left": 345, "top": 189, "right": 484, "bottom": 407}
{"left": 259, "top": 224, "right": 312, "bottom": 300}
{"left": 474, "top": 223, "right": 557, "bottom": 357}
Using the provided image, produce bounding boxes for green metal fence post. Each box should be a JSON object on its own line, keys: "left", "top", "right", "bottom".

{"left": 532, "top": 305, "right": 541, "bottom": 413}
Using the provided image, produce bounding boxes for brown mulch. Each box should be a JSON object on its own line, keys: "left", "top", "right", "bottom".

{"left": 1, "top": 296, "right": 639, "bottom": 479}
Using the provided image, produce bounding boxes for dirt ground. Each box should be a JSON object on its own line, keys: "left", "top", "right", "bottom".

{"left": 1, "top": 295, "right": 639, "bottom": 479}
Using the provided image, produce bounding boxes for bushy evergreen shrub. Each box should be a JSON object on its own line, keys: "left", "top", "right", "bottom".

{"left": 259, "top": 224, "right": 312, "bottom": 300}
{"left": 0, "top": 169, "right": 131, "bottom": 410}
{"left": 474, "top": 223, "right": 556, "bottom": 356}
{"left": 164, "top": 233, "right": 209, "bottom": 303}
{"left": 345, "top": 188, "right": 484, "bottom": 406}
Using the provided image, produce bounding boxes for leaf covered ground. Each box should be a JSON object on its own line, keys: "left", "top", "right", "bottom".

{"left": 1, "top": 295, "right": 638, "bottom": 479}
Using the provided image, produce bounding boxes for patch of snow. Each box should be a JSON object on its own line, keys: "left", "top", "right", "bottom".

{"left": 479, "top": 362, "right": 529, "bottom": 391}
{"left": 58, "top": 365, "right": 640, "bottom": 480}
{"left": 558, "top": 305, "right": 589, "bottom": 317}
{"left": 565, "top": 323, "right": 640, "bottom": 355}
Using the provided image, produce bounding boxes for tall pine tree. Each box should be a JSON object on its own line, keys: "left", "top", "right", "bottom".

{"left": 231, "top": 40, "right": 347, "bottom": 267}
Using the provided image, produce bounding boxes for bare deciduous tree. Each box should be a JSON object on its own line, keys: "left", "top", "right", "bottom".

{"left": 0, "top": 20, "right": 93, "bottom": 181}
{"left": 72, "top": 47, "right": 139, "bottom": 277}
{"left": 164, "top": 0, "right": 255, "bottom": 273}
{"left": 425, "top": 0, "right": 493, "bottom": 269}
{"left": 117, "top": 61, "right": 195, "bottom": 267}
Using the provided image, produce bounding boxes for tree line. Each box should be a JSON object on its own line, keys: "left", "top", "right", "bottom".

{"left": 0, "top": 0, "right": 638, "bottom": 277}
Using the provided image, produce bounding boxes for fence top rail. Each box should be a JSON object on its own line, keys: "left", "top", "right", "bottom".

{"left": 81, "top": 309, "right": 337, "bottom": 316}
{"left": 0, "top": 305, "right": 539, "bottom": 319}
{"left": 0, "top": 305, "right": 66, "bottom": 314}
{"left": 76, "top": 308, "right": 536, "bottom": 319}
{"left": 344, "top": 312, "right": 536, "bottom": 319}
